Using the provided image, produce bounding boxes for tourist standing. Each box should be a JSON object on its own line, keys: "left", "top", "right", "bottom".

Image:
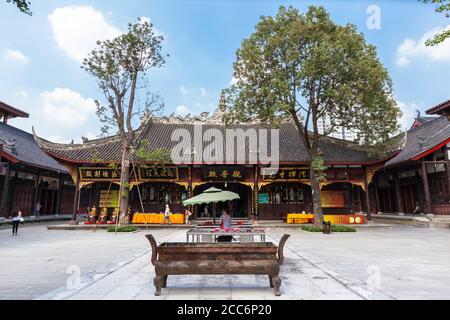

{"left": 12, "top": 211, "right": 23, "bottom": 236}
{"left": 35, "top": 201, "right": 42, "bottom": 217}
{"left": 184, "top": 208, "right": 192, "bottom": 224}
{"left": 219, "top": 209, "right": 231, "bottom": 229}
{"left": 163, "top": 204, "right": 171, "bottom": 225}
{"left": 413, "top": 201, "right": 421, "bottom": 215}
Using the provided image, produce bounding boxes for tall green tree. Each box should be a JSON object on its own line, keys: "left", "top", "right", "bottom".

{"left": 6, "top": 0, "right": 31, "bottom": 15}
{"left": 82, "top": 19, "right": 167, "bottom": 223}
{"left": 422, "top": 0, "right": 450, "bottom": 45}
{"left": 220, "top": 6, "right": 400, "bottom": 227}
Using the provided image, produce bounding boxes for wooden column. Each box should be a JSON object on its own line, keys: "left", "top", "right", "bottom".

{"left": 374, "top": 179, "right": 381, "bottom": 214}
{"left": 188, "top": 165, "right": 194, "bottom": 219}
{"left": 253, "top": 165, "right": 259, "bottom": 219}
{"left": 55, "top": 175, "right": 63, "bottom": 215}
{"left": 31, "top": 172, "right": 41, "bottom": 216}
{"left": 364, "top": 167, "right": 372, "bottom": 221}
{"left": 445, "top": 144, "right": 450, "bottom": 196}
{"left": 71, "top": 169, "right": 80, "bottom": 221}
{"left": 394, "top": 173, "right": 404, "bottom": 214}
{"left": 0, "top": 163, "right": 11, "bottom": 217}
{"left": 357, "top": 185, "right": 363, "bottom": 212}
{"left": 421, "top": 159, "right": 432, "bottom": 214}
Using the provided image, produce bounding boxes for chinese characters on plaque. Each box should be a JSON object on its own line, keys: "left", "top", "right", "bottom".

{"left": 139, "top": 166, "right": 178, "bottom": 180}
{"left": 262, "top": 168, "right": 309, "bottom": 181}
{"left": 79, "top": 167, "right": 121, "bottom": 181}
{"left": 201, "top": 166, "right": 245, "bottom": 182}
{"left": 79, "top": 166, "right": 179, "bottom": 182}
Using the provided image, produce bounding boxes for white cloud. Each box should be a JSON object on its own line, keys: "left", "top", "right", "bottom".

{"left": 4, "top": 49, "right": 29, "bottom": 65}
{"left": 200, "top": 88, "right": 207, "bottom": 97}
{"left": 15, "top": 91, "right": 28, "bottom": 99}
{"left": 46, "top": 135, "right": 71, "bottom": 144}
{"left": 40, "top": 88, "right": 97, "bottom": 127}
{"left": 84, "top": 132, "right": 97, "bottom": 140}
{"left": 179, "top": 85, "right": 189, "bottom": 95}
{"left": 48, "top": 6, "right": 121, "bottom": 62}
{"left": 396, "top": 25, "right": 450, "bottom": 66}
{"left": 396, "top": 100, "right": 423, "bottom": 130}
{"left": 175, "top": 105, "right": 191, "bottom": 116}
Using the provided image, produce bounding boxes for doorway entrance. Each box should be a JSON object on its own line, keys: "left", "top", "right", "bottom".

{"left": 193, "top": 182, "right": 251, "bottom": 219}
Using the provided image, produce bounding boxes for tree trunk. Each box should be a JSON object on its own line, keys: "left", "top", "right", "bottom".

{"left": 310, "top": 164, "right": 324, "bottom": 228}
{"left": 289, "top": 107, "right": 325, "bottom": 228}
{"left": 119, "top": 144, "right": 131, "bottom": 224}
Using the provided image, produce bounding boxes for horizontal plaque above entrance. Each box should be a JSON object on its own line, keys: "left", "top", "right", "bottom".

{"left": 139, "top": 166, "right": 179, "bottom": 181}
{"left": 262, "top": 167, "right": 309, "bottom": 181}
{"left": 202, "top": 166, "right": 245, "bottom": 182}
{"left": 79, "top": 167, "right": 121, "bottom": 181}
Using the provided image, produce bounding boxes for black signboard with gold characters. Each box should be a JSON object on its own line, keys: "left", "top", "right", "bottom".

{"left": 139, "top": 166, "right": 179, "bottom": 181}
{"left": 79, "top": 167, "right": 121, "bottom": 181}
{"left": 262, "top": 167, "right": 309, "bottom": 181}
{"left": 202, "top": 166, "right": 245, "bottom": 182}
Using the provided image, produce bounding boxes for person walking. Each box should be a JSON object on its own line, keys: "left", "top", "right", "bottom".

{"left": 12, "top": 211, "right": 23, "bottom": 236}
{"left": 35, "top": 202, "right": 42, "bottom": 218}
{"left": 162, "top": 204, "right": 171, "bottom": 225}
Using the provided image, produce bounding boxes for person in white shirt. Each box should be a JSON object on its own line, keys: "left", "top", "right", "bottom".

{"left": 12, "top": 211, "right": 23, "bottom": 236}
{"left": 184, "top": 208, "right": 192, "bottom": 224}
{"left": 162, "top": 204, "right": 171, "bottom": 225}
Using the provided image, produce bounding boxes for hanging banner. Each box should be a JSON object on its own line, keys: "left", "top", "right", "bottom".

{"left": 139, "top": 166, "right": 179, "bottom": 181}
{"left": 262, "top": 167, "right": 309, "bottom": 181}
{"left": 201, "top": 166, "right": 245, "bottom": 182}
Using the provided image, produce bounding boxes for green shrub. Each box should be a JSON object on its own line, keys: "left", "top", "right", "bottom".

{"left": 300, "top": 224, "right": 356, "bottom": 233}
{"left": 107, "top": 226, "right": 138, "bottom": 233}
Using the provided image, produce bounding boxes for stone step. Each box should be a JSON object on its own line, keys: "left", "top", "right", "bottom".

{"left": 432, "top": 216, "right": 450, "bottom": 222}
{"left": 413, "top": 217, "right": 430, "bottom": 228}
{"left": 429, "top": 221, "right": 450, "bottom": 229}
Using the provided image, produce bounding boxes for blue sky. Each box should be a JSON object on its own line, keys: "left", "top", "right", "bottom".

{"left": 1, "top": 0, "right": 449, "bottom": 143}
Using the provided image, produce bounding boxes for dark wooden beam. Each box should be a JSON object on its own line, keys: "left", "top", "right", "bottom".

{"left": 364, "top": 167, "right": 372, "bottom": 221}
{"left": 374, "top": 179, "right": 381, "bottom": 214}
{"left": 421, "top": 159, "right": 432, "bottom": 214}
{"left": 445, "top": 145, "right": 450, "bottom": 199}
{"left": 55, "top": 175, "right": 63, "bottom": 215}
{"left": 394, "top": 174, "right": 404, "bottom": 214}
{"left": 72, "top": 169, "right": 80, "bottom": 221}
{"left": 0, "top": 163, "right": 11, "bottom": 217}
{"left": 31, "top": 172, "right": 41, "bottom": 216}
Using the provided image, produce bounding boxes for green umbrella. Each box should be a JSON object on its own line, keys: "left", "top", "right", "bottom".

{"left": 183, "top": 187, "right": 240, "bottom": 224}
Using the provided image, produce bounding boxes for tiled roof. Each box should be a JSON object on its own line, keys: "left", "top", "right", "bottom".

{"left": 0, "top": 122, "right": 67, "bottom": 172}
{"left": 415, "top": 116, "right": 437, "bottom": 126}
{"left": 385, "top": 116, "right": 450, "bottom": 167}
{"left": 426, "top": 99, "right": 450, "bottom": 116}
{"left": 35, "top": 121, "right": 377, "bottom": 164}
{"left": 0, "top": 100, "right": 29, "bottom": 119}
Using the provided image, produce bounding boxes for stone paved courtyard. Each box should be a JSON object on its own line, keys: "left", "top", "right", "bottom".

{"left": 0, "top": 224, "right": 449, "bottom": 300}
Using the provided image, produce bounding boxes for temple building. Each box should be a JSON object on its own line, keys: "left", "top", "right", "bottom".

{"left": 0, "top": 101, "right": 75, "bottom": 218}
{"left": 371, "top": 101, "right": 450, "bottom": 215}
{"left": 31, "top": 112, "right": 390, "bottom": 221}
{"left": 2, "top": 98, "right": 447, "bottom": 221}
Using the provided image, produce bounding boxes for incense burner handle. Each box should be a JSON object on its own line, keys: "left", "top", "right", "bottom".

{"left": 277, "top": 234, "right": 290, "bottom": 265}
{"left": 145, "top": 234, "right": 158, "bottom": 266}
